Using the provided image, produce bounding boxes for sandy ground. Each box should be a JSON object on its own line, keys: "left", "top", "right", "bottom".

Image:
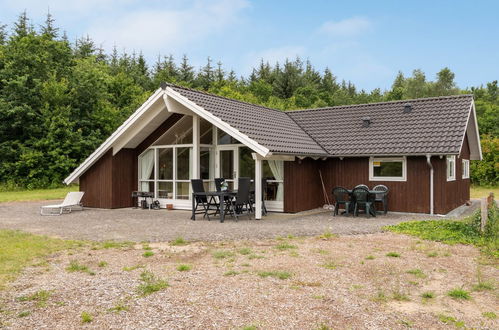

{"left": 0, "top": 200, "right": 477, "bottom": 242}
{"left": 0, "top": 232, "right": 497, "bottom": 329}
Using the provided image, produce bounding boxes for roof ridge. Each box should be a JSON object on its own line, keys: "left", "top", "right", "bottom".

{"left": 161, "top": 82, "right": 283, "bottom": 113}
{"left": 287, "top": 94, "right": 474, "bottom": 113}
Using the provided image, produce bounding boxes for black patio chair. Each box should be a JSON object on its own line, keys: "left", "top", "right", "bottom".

{"left": 227, "top": 177, "right": 253, "bottom": 220}
{"left": 191, "top": 179, "right": 217, "bottom": 220}
{"left": 355, "top": 184, "right": 369, "bottom": 190}
{"left": 352, "top": 187, "right": 376, "bottom": 218}
{"left": 332, "top": 186, "right": 352, "bottom": 216}
{"left": 373, "top": 184, "right": 389, "bottom": 214}
{"left": 214, "top": 178, "right": 224, "bottom": 192}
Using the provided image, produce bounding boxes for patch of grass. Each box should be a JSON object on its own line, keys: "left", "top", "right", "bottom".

{"left": 212, "top": 250, "right": 236, "bottom": 259}
{"left": 241, "top": 263, "right": 251, "bottom": 267}
{"left": 482, "top": 311, "right": 497, "bottom": 319}
{"left": 257, "top": 271, "right": 292, "bottom": 280}
{"left": 170, "top": 237, "right": 187, "bottom": 246}
{"left": 238, "top": 248, "right": 252, "bottom": 255}
{"left": 66, "top": 260, "right": 94, "bottom": 275}
{"left": 421, "top": 291, "right": 435, "bottom": 299}
{"left": 392, "top": 290, "right": 410, "bottom": 301}
{"left": 81, "top": 311, "right": 93, "bottom": 323}
{"left": 384, "top": 213, "right": 498, "bottom": 257}
{"left": 224, "top": 270, "right": 239, "bottom": 276}
{"left": 0, "top": 230, "right": 79, "bottom": 288}
{"left": 316, "top": 324, "right": 331, "bottom": 330}
{"left": 386, "top": 252, "right": 400, "bottom": 258}
{"left": 319, "top": 230, "right": 337, "bottom": 240}
{"left": 17, "top": 290, "right": 52, "bottom": 307}
{"left": 470, "top": 185, "right": 499, "bottom": 199}
{"left": 447, "top": 288, "right": 471, "bottom": 300}
{"left": 142, "top": 251, "right": 154, "bottom": 258}
{"left": 274, "top": 242, "right": 297, "bottom": 250}
{"left": 241, "top": 326, "right": 258, "bottom": 330}
{"left": 399, "top": 319, "right": 414, "bottom": 327}
{"left": 372, "top": 290, "right": 388, "bottom": 302}
{"left": 294, "top": 280, "right": 322, "bottom": 287}
{"left": 98, "top": 261, "right": 108, "bottom": 268}
{"left": 365, "top": 255, "right": 375, "bottom": 260}
{"left": 0, "top": 185, "right": 78, "bottom": 203}
{"left": 472, "top": 281, "right": 494, "bottom": 291}
{"left": 176, "top": 264, "right": 191, "bottom": 272}
{"left": 437, "top": 314, "right": 465, "bottom": 328}
{"left": 313, "top": 249, "right": 330, "bottom": 255}
{"left": 247, "top": 254, "right": 264, "bottom": 260}
{"left": 137, "top": 271, "right": 169, "bottom": 296}
{"left": 426, "top": 251, "right": 438, "bottom": 257}
{"left": 322, "top": 261, "right": 339, "bottom": 270}
{"left": 108, "top": 301, "right": 129, "bottom": 313}
{"left": 17, "top": 310, "right": 30, "bottom": 318}
{"left": 406, "top": 269, "right": 426, "bottom": 278}
{"left": 123, "top": 264, "right": 144, "bottom": 272}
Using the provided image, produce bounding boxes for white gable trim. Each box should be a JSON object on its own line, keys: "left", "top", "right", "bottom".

{"left": 459, "top": 100, "right": 482, "bottom": 160}
{"left": 164, "top": 87, "right": 270, "bottom": 157}
{"left": 63, "top": 88, "right": 164, "bottom": 184}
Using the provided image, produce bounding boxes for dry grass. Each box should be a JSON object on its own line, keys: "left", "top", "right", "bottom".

{"left": 0, "top": 232, "right": 497, "bottom": 329}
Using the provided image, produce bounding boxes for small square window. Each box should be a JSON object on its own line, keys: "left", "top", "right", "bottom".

{"left": 462, "top": 159, "right": 470, "bottom": 179}
{"left": 446, "top": 155, "right": 456, "bottom": 181}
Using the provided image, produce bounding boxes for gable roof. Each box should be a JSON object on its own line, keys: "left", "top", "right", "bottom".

{"left": 288, "top": 94, "right": 477, "bottom": 157}
{"left": 64, "top": 85, "right": 481, "bottom": 184}
{"left": 164, "top": 83, "right": 327, "bottom": 156}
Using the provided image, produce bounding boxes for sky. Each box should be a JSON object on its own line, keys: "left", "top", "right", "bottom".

{"left": 0, "top": 0, "right": 498, "bottom": 91}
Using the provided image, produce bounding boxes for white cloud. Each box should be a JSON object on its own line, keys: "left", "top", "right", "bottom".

{"left": 86, "top": 0, "right": 250, "bottom": 53}
{"left": 318, "top": 17, "right": 371, "bottom": 37}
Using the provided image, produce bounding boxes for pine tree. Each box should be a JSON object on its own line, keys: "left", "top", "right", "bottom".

{"left": 12, "top": 11, "right": 31, "bottom": 39}
{"left": 75, "top": 35, "right": 96, "bottom": 58}
{"left": 178, "top": 54, "right": 194, "bottom": 84}
{"left": 41, "top": 11, "right": 58, "bottom": 39}
{"left": 196, "top": 56, "right": 214, "bottom": 90}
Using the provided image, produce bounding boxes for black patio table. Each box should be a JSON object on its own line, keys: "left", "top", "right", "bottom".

{"left": 346, "top": 189, "right": 378, "bottom": 217}
{"left": 191, "top": 190, "right": 236, "bottom": 223}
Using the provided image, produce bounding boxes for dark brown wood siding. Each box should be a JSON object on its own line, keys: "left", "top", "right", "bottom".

{"left": 285, "top": 156, "right": 431, "bottom": 213}
{"left": 79, "top": 114, "right": 183, "bottom": 209}
{"left": 111, "top": 148, "right": 137, "bottom": 208}
{"left": 79, "top": 150, "right": 113, "bottom": 208}
{"left": 283, "top": 158, "right": 324, "bottom": 213}
{"left": 433, "top": 135, "right": 470, "bottom": 214}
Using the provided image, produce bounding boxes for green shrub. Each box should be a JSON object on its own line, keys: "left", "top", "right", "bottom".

{"left": 81, "top": 312, "right": 93, "bottom": 323}
{"left": 137, "top": 271, "right": 169, "bottom": 296}
{"left": 447, "top": 288, "right": 471, "bottom": 300}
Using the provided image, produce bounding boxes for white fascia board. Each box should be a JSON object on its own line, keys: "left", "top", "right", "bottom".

{"left": 251, "top": 153, "right": 295, "bottom": 161}
{"left": 164, "top": 87, "right": 270, "bottom": 157}
{"left": 459, "top": 100, "right": 482, "bottom": 161}
{"left": 63, "top": 88, "right": 164, "bottom": 184}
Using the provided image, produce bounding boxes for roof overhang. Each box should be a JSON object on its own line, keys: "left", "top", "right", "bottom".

{"left": 63, "top": 88, "right": 165, "bottom": 184}
{"left": 459, "top": 100, "right": 482, "bottom": 160}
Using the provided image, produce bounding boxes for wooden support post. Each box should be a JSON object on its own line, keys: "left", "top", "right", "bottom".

{"left": 255, "top": 158, "right": 262, "bottom": 220}
{"left": 480, "top": 198, "right": 488, "bottom": 234}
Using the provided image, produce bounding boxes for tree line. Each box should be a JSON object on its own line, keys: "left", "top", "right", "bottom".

{"left": 0, "top": 13, "right": 497, "bottom": 189}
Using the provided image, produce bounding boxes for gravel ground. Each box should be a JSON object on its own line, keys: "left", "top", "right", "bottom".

{"left": 0, "top": 200, "right": 476, "bottom": 242}
{"left": 0, "top": 233, "right": 497, "bottom": 329}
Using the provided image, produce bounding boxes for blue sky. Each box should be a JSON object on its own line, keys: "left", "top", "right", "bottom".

{"left": 1, "top": 0, "right": 498, "bottom": 91}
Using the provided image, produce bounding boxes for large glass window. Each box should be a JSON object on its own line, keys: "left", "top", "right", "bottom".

{"left": 239, "top": 147, "right": 255, "bottom": 179}
{"left": 263, "top": 160, "right": 284, "bottom": 201}
{"left": 218, "top": 129, "right": 240, "bottom": 145}
{"left": 158, "top": 148, "right": 173, "bottom": 180}
{"left": 139, "top": 149, "right": 155, "bottom": 191}
{"left": 369, "top": 157, "right": 406, "bottom": 181}
{"left": 153, "top": 117, "right": 192, "bottom": 145}
{"left": 200, "top": 118, "right": 213, "bottom": 144}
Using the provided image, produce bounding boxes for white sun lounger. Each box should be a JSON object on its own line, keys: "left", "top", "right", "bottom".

{"left": 40, "top": 192, "right": 85, "bottom": 216}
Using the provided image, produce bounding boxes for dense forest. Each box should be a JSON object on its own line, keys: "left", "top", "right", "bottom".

{"left": 0, "top": 13, "right": 497, "bottom": 189}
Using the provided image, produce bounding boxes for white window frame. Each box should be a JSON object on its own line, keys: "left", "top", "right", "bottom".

{"left": 446, "top": 155, "right": 456, "bottom": 181}
{"left": 369, "top": 156, "right": 407, "bottom": 182}
{"left": 462, "top": 159, "right": 470, "bottom": 179}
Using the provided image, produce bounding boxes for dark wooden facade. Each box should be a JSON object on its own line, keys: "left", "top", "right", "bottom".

{"left": 79, "top": 113, "right": 183, "bottom": 208}
{"left": 80, "top": 111, "right": 470, "bottom": 214}
{"left": 283, "top": 136, "right": 471, "bottom": 214}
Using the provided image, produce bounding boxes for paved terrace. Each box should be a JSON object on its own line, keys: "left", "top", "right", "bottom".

{"left": 0, "top": 200, "right": 477, "bottom": 242}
